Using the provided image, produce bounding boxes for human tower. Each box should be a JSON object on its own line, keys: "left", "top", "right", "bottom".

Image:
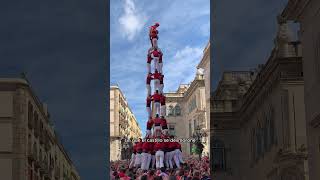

{"left": 129, "top": 23, "right": 185, "bottom": 170}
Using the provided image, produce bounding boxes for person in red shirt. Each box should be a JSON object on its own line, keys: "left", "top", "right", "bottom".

{"left": 146, "top": 73, "right": 154, "bottom": 96}
{"left": 162, "top": 134, "right": 171, "bottom": 169}
{"left": 129, "top": 142, "right": 137, "bottom": 168}
{"left": 146, "top": 48, "right": 153, "bottom": 74}
{"left": 146, "top": 95, "right": 152, "bottom": 118}
{"left": 160, "top": 94, "right": 166, "bottom": 117}
{"left": 146, "top": 117, "right": 153, "bottom": 136}
{"left": 160, "top": 115, "right": 168, "bottom": 131}
{"left": 167, "top": 136, "right": 176, "bottom": 169}
{"left": 154, "top": 137, "right": 164, "bottom": 169}
{"left": 151, "top": 48, "right": 162, "bottom": 72}
{"left": 159, "top": 74, "right": 164, "bottom": 93}
{"left": 153, "top": 70, "right": 161, "bottom": 91}
{"left": 150, "top": 135, "right": 156, "bottom": 169}
{"left": 153, "top": 114, "right": 162, "bottom": 137}
{"left": 173, "top": 141, "right": 184, "bottom": 168}
{"left": 151, "top": 90, "right": 161, "bottom": 115}
{"left": 134, "top": 138, "right": 143, "bottom": 168}
{"left": 141, "top": 136, "right": 152, "bottom": 170}
{"left": 149, "top": 23, "right": 159, "bottom": 48}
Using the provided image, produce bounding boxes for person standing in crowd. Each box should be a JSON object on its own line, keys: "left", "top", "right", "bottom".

{"left": 154, "top": 135, "right": 165, "bottom": 169}
{"left": 129, "top": 142, "right": 137, "bottom": 168}
{"left": 167, "top": 136, "right": 176, "bottom": 169}
{"left": 141, "top": 136, "right": 152, "bottom": 170}
{"left": 134, "top": 139, "right": 143, "bottom": 168}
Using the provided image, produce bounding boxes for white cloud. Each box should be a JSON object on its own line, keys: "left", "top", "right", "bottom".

{"left": 118, "top": 0, "right": 147, "bottom": 41}
{"left": 164, "top": 46, "right": 204, "bottom": 91}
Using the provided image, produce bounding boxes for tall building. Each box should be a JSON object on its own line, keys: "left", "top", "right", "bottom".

{"left": 282, "top": 1, "right": 320, "bottom": 180}
{"left": 211, "top": 20, "right": 308, "bottom": 180}
{"left": 110, "top": 85, "right": 142, "bottom": 161}
{"left": 164, "top": 43, "right": 210, "bottom": 157}
{"left": 0, "top": 78, "right": 80, "bottom": 180}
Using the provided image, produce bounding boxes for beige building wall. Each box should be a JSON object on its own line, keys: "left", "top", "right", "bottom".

{"left": 212, "top": 26, "right": 308, "bottom": 180}
{"left": 110, "top": 85, "right": 142, "bottom": 161}
{"left": 165, "top": 69, "right": 209, "bottom": 157}
{"left": 282, "top": 1, "right": 320, "bottom": 180}
{"left": 0, "top": 78, "right": 80, "bottom": 180}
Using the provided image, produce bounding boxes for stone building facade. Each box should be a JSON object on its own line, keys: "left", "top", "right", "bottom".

{"left": 110, "top": 85, "right": 142, "bottom": 161}
{"left": 0, "top": 78, "right": 80, "bottom": 180}
{"left": 211, "top": 20, "right": 308, "bottom": 180}
{"left": 282, "top": 1, "right": 320, "bottom": 180}
{"left": 164, "top": 43, "right": 210, "bottom": 157}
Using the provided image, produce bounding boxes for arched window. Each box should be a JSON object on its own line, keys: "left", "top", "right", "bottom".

{"left": 168, "top": 105, "right": 174, "bottom": 116}
{"left": 175, "top": 105, "right": 181, "bottom": 116}
{"left": 212, "top": 139, "right": 225, "bottom": 171}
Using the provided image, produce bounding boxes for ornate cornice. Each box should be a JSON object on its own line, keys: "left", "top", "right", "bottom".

{"left": 281, "top": 0, "right": 311, "bottom": 21}
{"left": 239, "top": 56, "right": 303, "bottom": 124}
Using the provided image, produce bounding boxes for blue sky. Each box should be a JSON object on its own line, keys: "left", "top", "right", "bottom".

{"left": 110, "top": 0, "right": 210, "bottom": 135}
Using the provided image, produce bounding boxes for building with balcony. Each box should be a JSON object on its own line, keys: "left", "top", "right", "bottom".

{"left": 211, "top": 19, "right": 308, "bottom": 180}
{"left": 164, "top": 43, "right": 210, "bottom": 157}
{"left": 0, "top": 77, "right": 80, "bottom": 180}
{"left": 110, "top": 85, "right": 142, "bottom": 161}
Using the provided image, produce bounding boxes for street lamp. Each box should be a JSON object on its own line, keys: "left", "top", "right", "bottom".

{"left": 192, "top": 125, "right": 207, "bottom": 160}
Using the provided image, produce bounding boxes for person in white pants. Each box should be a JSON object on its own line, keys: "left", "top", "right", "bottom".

{"left": 155, "top": 140, "right": 164, "bottom": 169}
{"left": 151, "top": 49, "right": 161, "bottom": 72}
{"left": 151, "top": 90, "right": 161, "bottom": 115}
{"left": 153, "top": 114, "right": 162, "bottom": 137}
{"left": 141, "top": 137, "right": 152, "bottom": 170}
{"left": 134, "top": 139, "right": 143, "bottom": 168}
{"left": 153, "top": 70, "right": 161, "bottom": 91}
{"left": 149, "top": 23, "right": 159, "bottom": 48}
{"left": 129, "top": 151, "right": 136, "bottom": 168}
{"left": 166, "top": 137, "right": 175, "bottom": 169}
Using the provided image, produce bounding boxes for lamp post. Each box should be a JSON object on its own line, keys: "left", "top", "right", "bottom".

{"left": 192, "top": 125, "right": 207, "bottom": 160}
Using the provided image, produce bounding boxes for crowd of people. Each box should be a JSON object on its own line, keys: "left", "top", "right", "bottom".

{"left": 110, "top": 156, "right": 211, "bottom": 180}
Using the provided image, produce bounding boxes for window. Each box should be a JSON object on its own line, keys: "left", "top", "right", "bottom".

{"left": 213, "top": 139, "right": 225, "bottom": 171}
{"left": 169, "top": 125, "right": 175, "bottom": 136}
{"left": 251, "top": 129, "right": 256, "bottom": 162}
{"left": 168, "top": 105, "right": 174, "bottom": 116}
{"left": 175, "top": 105, "right": 181, "bottom": 116}
{"left": 256, "top": 127, "right": 263, "bottom": 159}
